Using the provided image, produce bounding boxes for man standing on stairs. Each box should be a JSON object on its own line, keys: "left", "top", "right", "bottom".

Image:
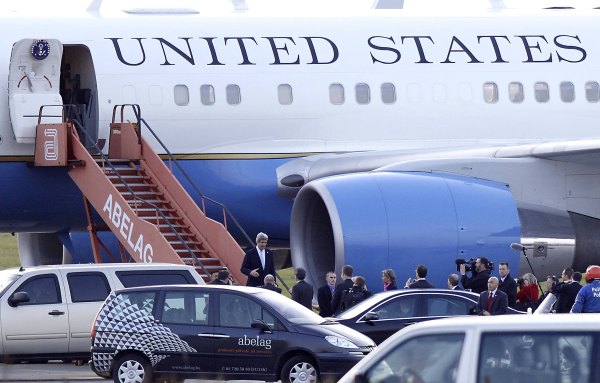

{"left": 241, "top": 232, "right": 276, "bottom": 287}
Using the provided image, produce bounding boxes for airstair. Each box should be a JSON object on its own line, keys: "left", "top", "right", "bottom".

{"left": 33, "top": 105, "right": 248, "bottom": 284}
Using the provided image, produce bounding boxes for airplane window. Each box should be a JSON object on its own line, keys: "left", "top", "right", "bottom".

{"left": 585, "top": 82, "right": 599, "bottom": 102}
{"left": 356, "top": 83, "right": 370, "bottom": 104}
{"left": 560, "top": 82, "right": 575, "bottom": 102}
{"left": 407, "top": 83, "right": 421, "bottom": 103}
{"left": 329, "top": 83, "right": 345, "bottom": 105}
{"left": 534, "top": 82, "right": 550, "bottom": 103}
{"left": 483, "top": 82, "right": 498, "bottom": 103}
{"left": 174, "top": 84, "right": 189, "bottom": 106}
{"left": 433, "top": 83, "right": 447, "bottom": 103}
{"left": 226, "top": 84, "right": 241, "bottom": 105}
{"left": 148, "top": 85, "right": 162, "bottom": 105}
{"left": 278, "top": 84, "right": 293, "bottom": 105}
{"left": 509, "top": 82, "right": 524, "bottom": 103}
{"left": 381, "top": 83, "right": 396, "bottom": 104}
{"left": 200, "top": 85, "right": 215, "bottom": 105}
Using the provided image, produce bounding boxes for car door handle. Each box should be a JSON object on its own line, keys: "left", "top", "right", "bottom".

{"left": 48, "top": 310, "right": 65, "bottom": 316}
{"left": 197, "top": 333, "right": 230, "bottom": 338}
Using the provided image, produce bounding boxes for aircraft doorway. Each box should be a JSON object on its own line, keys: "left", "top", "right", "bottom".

{"left": 61, "top": 45, "right": 99, "bottom": 149}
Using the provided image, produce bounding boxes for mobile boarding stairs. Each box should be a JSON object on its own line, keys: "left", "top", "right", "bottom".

{"left": 32, "top": 104, "right": 249, "bottom": 284}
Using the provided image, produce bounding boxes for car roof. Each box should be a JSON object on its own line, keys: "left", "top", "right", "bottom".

{"left": 388, "top": 313, "right": 600, "bottom": 341}
{"left": 113, "top": 284, "right": 267, "bottom": 294}
{"left": 0, "top": 263, "right": 196, "bottom": 274}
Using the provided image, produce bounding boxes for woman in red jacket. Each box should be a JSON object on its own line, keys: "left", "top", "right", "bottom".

{"left": 517, "top": 273, "right": 539, "bottom": 311}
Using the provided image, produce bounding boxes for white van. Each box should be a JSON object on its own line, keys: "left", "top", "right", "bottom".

{"left": 339, "top": 314, "right": 600, "bottom": 383}
{"left": 0, "top": 263, "right": 204, "bottom": 362}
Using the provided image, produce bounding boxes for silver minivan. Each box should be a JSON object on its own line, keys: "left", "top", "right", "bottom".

{"left": 339, "top": 314, "right": 600, "bottom": 383}
{"left": 0, "top": 263, "right": 204, "bottom": 362}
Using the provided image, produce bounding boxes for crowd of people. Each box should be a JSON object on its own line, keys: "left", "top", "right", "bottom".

{"left": 218, "top": 232, "right": 600, "bottom": 317}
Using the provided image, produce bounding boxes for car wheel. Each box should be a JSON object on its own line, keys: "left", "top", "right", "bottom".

{"left": 112, "top": 353, "right": 153, "bottom": 383}
{"left": 281, "top": 355, "right": 319, "bottom": 383}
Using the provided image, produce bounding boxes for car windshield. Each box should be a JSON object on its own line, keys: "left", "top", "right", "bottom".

{"left": 335, "top": 292, "right": 392, "bottom": 319}
{"left": 255, "top": 290, "right": 325, "bottom": 324}
{"left": 0, "top": 272, "right": 20, "bottom": 296}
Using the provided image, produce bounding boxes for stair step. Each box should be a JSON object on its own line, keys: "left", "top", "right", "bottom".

{"left": 127, "top": 199, "right": 168, "bottom": 206}
{"left": 120, "top": 191, "right": 164, "bottom": 198}
{"left": 180, "top": 257, "right": 221, "bottom": 263}
{"left": 114, "top": 183, "right": 157, "bottom": 188}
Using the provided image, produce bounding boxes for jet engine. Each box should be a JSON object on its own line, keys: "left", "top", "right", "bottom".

{"left": 290, "top": 171, "right": 521, "bottom": 291}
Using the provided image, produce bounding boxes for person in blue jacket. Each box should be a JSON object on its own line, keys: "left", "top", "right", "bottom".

{"left": 571, "top": 265, "right": 600, "bottom": 313}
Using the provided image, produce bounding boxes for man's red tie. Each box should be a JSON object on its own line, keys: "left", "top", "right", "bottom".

{"left": 487, "top": 294, "right": 494, "bottom": 312}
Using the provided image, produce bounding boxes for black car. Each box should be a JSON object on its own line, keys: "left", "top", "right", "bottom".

{"left": 90, "top": 285, "right": 375, "bottom": 383}
{"left": 333, "top": 289, "right": 524, "bottom": 344}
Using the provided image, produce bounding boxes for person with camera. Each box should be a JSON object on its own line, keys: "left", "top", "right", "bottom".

{"left": 552, "top": 269, "right": 581, "bottom": 313}
{"left": 516, "top": 273, "right": 539, "bottom": 311}
{"left": 459, "top": 257, "right": 491, "bottom": 294}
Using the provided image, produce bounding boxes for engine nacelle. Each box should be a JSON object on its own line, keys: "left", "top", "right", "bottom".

{"left": 290, "top": 171, "right": 521, "bottom": 291}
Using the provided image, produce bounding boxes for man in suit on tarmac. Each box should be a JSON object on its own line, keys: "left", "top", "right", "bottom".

{"left": 406, "top": 264, "right": 435, "bottom": 288}
{"left": 332, "top": 265, "right": 355, "bottom": 314}
{"left": 497, "top": 261, "right": 518, "bottom": 308}
{"left": 291, "top": 267, "right": 314, "bottom": 310}
{"left": 260, "top": 274, "right": 282, "bottom": 294}
{"left": 317, "top": 271, "right": 337, "bottom": 317}
{"left": 476, "top": 277, "right": 508, "bottom": 316}
{"left": 241, "top": 232, "right": 276, "bottom": 287}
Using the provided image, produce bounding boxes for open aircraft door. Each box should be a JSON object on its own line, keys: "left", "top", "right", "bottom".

{"left": 8, "top": 39, "right": 63, "bottom": 143}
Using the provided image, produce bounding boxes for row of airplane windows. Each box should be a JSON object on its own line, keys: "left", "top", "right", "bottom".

{"left": 171, "top": 81, "right": 600, "bottom": 106}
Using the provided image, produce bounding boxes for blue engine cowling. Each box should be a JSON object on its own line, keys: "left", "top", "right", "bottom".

{"left": 290, "top": 171, "right": 521, "bottom": 292}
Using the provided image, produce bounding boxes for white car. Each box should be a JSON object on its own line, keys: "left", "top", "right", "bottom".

{"left": 339, "top": 314, "right": 600, "bottom": 383}
{"left": 0, "top": 263, "right": 204, "bottom": 362}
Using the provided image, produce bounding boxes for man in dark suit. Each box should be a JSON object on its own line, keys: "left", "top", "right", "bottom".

{"left": 497, "top": 261, "right": 518, "bottom": 308}
{"left": 317, "top": 271, "right": 337, "bottom": 317}
{"left": 260, "top": 274, "right": 282, "bottom": 294}
{"left": 406, "top": 264, "right": 435, "bottom": 288}
{"left": 291, "top": 267, "right": 314, "bottom": 310}
{"left": 476, "top": 277, "right": 508, "bottom": 316}
{"left": 241, "top": 232, "right": 276, "bottom": 287}
{"left": 447, "top": 274, "right": 463, "bottom": 290}
{"left": 332, "top": 265, "right": 354, "bottom": 314}
{"left": 209, "top": 269, "right": 231, "bottom": 285}
{"left": 553, "top": 268, "right": 583, "bottom": 313}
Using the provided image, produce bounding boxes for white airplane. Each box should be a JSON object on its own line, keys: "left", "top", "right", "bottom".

{"left": 1, "top": 1, "right": 598, "bottom": 289}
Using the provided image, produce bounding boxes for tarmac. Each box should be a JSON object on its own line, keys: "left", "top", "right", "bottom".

{"left": 0, "top": 361, "right": 272, "bottom": 382}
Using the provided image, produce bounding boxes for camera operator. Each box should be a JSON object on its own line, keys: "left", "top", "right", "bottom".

{"left": 460, "top": 257, "right": 491, "bottom": 293}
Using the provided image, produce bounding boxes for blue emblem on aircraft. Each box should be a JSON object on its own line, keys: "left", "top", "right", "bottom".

{"left": 31, "top": 40, "right": 50, "bottom": 60}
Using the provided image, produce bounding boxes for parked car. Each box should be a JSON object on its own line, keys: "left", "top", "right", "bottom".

{"left": 0, "top": 263, "right": 204, "bottom": 362}
{"left": 339, "top": 314, "right": 600, "bottom": 383}
{"left": 91, "top": 284, "right": 376, "bottom": 383}
{"left": 332, "top": 289, "right": 524, "bottom": 344}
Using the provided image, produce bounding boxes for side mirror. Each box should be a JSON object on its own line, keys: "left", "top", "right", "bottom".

{"left": 251, "top": 319, "right": 272, "bottom": 333}
{"left": 8, "top": 291, "right": 30, "bottom": 307}
{"left": 364, "top": 311, "right": 379, "bottom": 321}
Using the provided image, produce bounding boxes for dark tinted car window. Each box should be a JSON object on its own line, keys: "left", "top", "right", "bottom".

{"left": 363, "top": 333, "right": 464, "bottom": 383}
{"left": 219, "top": 293, "right": 276, "bottom": 328}
{"left": 67, "top": 272, "right": 111, "bottom": 302}
{"left": 16, "top": 275, "right": 61, "bottom": 305}
{"left": 425, "top": 295, "right": 472, "bottom": 316}
{"left": 375, "top": 295, "right": 419, "bottom": 319}
{"left": 163, "top": 291, "right": 210, "bottom": 325}
{"left": 116, "top": 271, "right": 195, "bottom": 288}
{"left": 478, "top": 332, "right": 598, "bottom": 383}
{"left": 114, "top": 292, "right": 156, "bottom": 321}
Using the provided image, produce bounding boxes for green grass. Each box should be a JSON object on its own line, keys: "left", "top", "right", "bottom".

{"left": 0, "top": 233, "right": 19, "bottom": 270}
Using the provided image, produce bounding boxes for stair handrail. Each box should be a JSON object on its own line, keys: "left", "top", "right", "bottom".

{"left": 64, "top": 114, "right": 213, "bottom": 278}
{"left": 113, "top": 105, "right": 290, "bottom": 293}
{"left": 112, "top": 105, "right": 255, "bottom": 248}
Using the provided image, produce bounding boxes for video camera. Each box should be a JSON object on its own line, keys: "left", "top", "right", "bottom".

{"left": 455, "top": 258, "right": 494, "bottom": 273}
